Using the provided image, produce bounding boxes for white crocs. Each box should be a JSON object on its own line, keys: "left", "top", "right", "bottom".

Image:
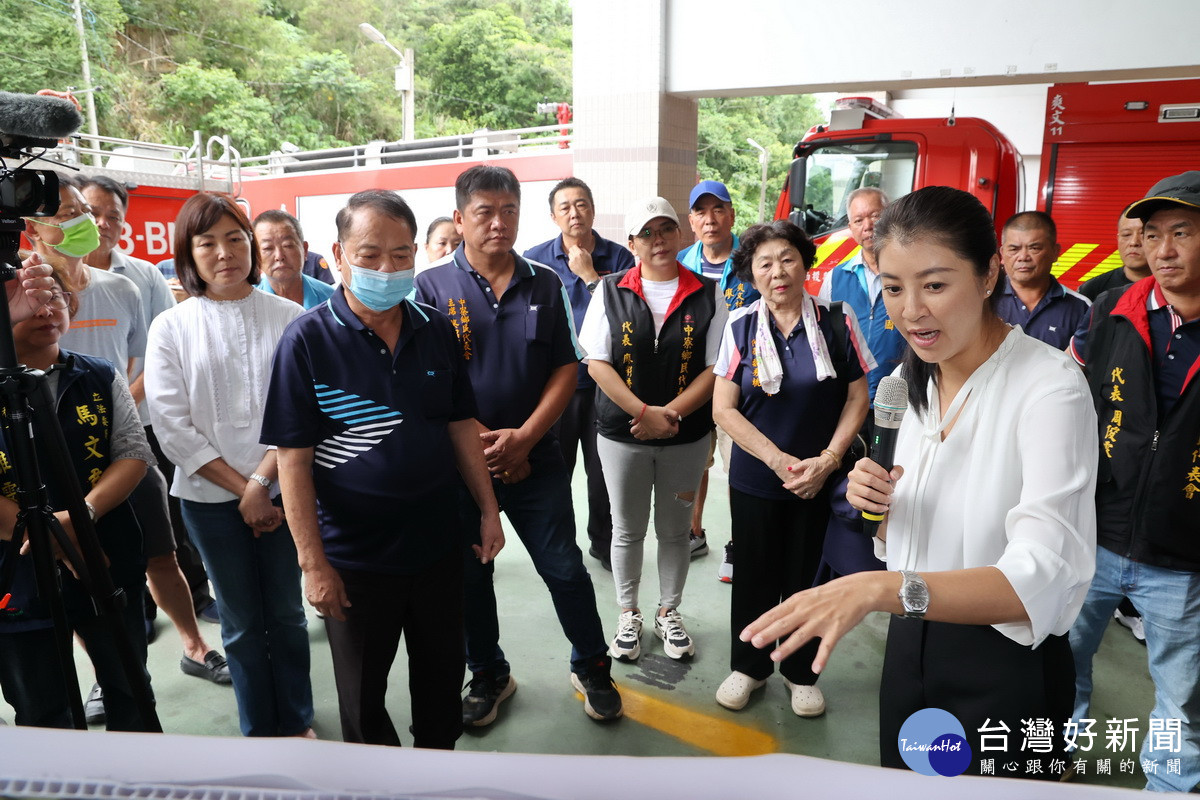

{"left": 715, "top": 671, "right": 767, "bottom": 710}
{"left": 783, "top": 678, "right": 826, "bottom": 717}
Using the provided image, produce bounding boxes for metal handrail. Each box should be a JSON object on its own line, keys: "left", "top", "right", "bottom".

{"left": 239, "top": 124, "right": 574, "bottom": 169}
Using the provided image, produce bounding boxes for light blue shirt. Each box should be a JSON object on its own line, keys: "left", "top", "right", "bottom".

{"left": 257, "top": 272, "right": 335, "bottom": 310}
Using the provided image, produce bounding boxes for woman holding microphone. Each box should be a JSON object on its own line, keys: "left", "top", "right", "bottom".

{"left": 742, "top": 186, "right": 1097, "bottom": 775}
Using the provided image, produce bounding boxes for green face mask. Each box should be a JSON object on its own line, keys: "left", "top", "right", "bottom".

{"left": 27, "top": 213, "right": 101, "bottom": 258}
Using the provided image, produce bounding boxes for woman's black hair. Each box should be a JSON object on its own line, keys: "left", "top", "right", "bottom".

{"left": 173, "top": 193, "right": 261, "bottom": 298}
{"left": 872, "top": 185, "right": 1002, "bottom": 414}
{"left": 730, "top": 220, "right": 817, "bottom": 284}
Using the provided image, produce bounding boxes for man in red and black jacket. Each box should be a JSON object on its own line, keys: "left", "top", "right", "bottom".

{"left": 1069, "top": 171, "right": 1200, "bottom": 793}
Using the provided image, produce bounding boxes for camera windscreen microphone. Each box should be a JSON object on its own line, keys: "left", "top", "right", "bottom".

{"left": 0, "top": 91, "right": 83, "bottom": 142}
{"left": 862, "top": 375, "right": 908, "bottom": 537}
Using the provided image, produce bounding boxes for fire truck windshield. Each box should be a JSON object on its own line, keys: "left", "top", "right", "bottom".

{"left": 794, "top": 140, "right": 918, "bottom": 238}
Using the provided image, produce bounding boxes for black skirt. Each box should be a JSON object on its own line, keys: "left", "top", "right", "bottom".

{"left": 880, "top": 615, "right": 1075, "bottom": 779}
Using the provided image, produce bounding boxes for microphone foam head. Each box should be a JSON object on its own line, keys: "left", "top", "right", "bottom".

{"left": 873, "top": 375, "right": 909, "bottom": 428}
{"left": 875, "top": 375, "right": 909, "bottom": 413}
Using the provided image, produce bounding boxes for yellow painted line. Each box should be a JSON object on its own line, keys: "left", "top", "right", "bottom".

{"left": 1051, "top": 243, "right": 1098, "bottom": 278}
{"left": 1078, "top": 250, "right": 1123, "bottom": 283}
{"left": 581, "top": 683, "right": 779, "bottom": 756}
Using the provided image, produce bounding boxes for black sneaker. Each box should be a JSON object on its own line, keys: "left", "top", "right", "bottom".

{"left": 84, "top": 682, "right": 105, "bottom": 725}
{"left": 462, "top": 671, "right": 516, "bottom": 727}
{"left": 588, "top": 544, "right": 612, "bottom": 572}
{"left": 570, "top": 656, "right": 623, "bottom": 721}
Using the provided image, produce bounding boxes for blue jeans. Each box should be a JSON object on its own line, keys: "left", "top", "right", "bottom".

{"left": 182, "top": 499, "right": 313, "bottom": 737}
{"left": 459, "top": 462, "right": 607, "bottom": 676}
{"left": 1069, "top": 545, "right": 1200, "bottom": 792}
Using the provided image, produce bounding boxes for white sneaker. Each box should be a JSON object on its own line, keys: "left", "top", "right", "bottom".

{"left": 1113, "top": 607, "right": 1146, "bottom": 644}
{"left": 717, "top": 541, "right": 733, "bottom": 583}
{"left": 716, "top": 671, "right": 767, "bottom": 710}
{"left": 609, "top": 611, "right": 643, "bottom": 661}
{"left": 783, "top": 678, "right": 826, "bottom": 717}
{"left": 654, "top": 608, "right": 695, "bottom": 659}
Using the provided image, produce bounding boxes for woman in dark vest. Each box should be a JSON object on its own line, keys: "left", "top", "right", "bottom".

{"left": 711, "top": 221, "right": 871, "bottom": 718}
{"left": 578, "top": 197, "right": 728, "bottom": 663}
{"left": 0, "top": 265, "right": 154, "bottom": 730}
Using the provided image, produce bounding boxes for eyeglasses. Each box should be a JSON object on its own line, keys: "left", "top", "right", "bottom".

{"left": 42, "top": 291, "right": 72, "bottom": 311}
{"left": 634, "top": 222, "right": 679, "bottom": 241}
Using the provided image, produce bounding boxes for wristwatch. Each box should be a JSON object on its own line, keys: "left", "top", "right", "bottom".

{"left": 585, "top": 278, "right": 601, "bottom": 292}
{"left": 249, "top": 473, "right": 274, "bottom": 491}
{"left": 84, "top": 500, "right": 97, "bottom": 522}
{"left": 898, "top": 570, "right": 929, "bottom": 619}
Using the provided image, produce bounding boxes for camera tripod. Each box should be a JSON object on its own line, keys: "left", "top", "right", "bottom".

{"left": 0, "top": 237, "right": 160, "bottom": 732}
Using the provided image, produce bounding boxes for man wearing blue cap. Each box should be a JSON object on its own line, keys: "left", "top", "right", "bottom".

{"left": 680, "top": 180, "right": 758, "bottom": 313}
{"left": 679, "top": 180, "right": 758, "bottom": 574}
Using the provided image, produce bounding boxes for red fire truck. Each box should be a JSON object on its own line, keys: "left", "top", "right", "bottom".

{"left": 45, "top": 125, "right": 573, "bottom": 269}
{"left": 776, "top": 79, "right": 1200, "bottom": 291}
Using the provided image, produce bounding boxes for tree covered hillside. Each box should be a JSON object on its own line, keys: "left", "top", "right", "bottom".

{"left": 3, "top": 0, "right": 824, "bottom": 221}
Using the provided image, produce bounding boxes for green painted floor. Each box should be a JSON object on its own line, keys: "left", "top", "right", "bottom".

{"left": 48, "top": 465, "right": 1153, "bottom": 790}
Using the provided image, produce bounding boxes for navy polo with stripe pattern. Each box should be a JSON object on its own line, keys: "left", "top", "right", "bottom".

{"left": 260, "top": 286, "right": 477, "bottom": 575}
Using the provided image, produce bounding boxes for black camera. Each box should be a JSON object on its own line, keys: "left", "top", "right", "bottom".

{"left": 0, "top": 167, "right": 60, "bottom": 233}
{"left": 0, "top": 91, "right": 81, "bottom": 236}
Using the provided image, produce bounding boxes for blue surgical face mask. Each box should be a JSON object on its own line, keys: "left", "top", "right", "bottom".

{"left": 347, "top": 263, "right": 414, "bottom": 311}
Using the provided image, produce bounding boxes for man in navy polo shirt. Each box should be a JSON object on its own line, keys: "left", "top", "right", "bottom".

{"left": 414, "top": 165, "right": 622, "bottom": 727}
{"left": 997, "top": 211, "right": 1090, "bottom": 350}
{"left": 524, "top": 177, "right": 634, "bottom": 572}
{"left": 264, "top": 189, "right": 504, "bottom": 749}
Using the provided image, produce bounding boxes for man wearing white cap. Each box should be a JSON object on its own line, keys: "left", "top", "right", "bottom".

{"left": 579, "top": 197, "right": 728, "bottom": 662}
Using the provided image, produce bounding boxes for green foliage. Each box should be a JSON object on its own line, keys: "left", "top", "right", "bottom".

{"left": 3, "top": 0, "right": 825, "bottom": 214}
{"left": 697, "top": 95, "right": 826, "bottom": 226}
{"left": 423, "top": 5, "right": 569, "bottom": 130}
{"left": 156, "top": 61, "right": 274, "bottom": 153}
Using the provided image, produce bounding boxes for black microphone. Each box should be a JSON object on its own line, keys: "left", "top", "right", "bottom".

{"left": 0, "top": 91, "right": 83, "bottom": 143}
{"left": 862, "top": 375, "right": 908, "bottom": 538}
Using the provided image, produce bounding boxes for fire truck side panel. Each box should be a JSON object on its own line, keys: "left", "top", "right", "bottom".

{"left": 1038, "top": 79, "right": 1200, "bottom": 288}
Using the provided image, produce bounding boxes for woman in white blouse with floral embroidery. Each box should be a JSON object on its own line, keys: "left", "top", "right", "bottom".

{"left": 145, "top": 193, "right": 313, "bottom": 738}
{"left": 743, "top": 186, "right": 1097, "bottom": 778}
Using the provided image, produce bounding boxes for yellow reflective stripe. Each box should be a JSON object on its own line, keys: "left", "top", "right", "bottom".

{"left": 599, "top": 683, "right": 779, "bottom": 756}
{"left": 817, "top": 241, "right": 858, "bottom": 270}
{"left": 1078, "top": 250, "right": 1123, "bottom": 283}
{"left": 1051, "top": 243, "right": 1098, "bottom": 278}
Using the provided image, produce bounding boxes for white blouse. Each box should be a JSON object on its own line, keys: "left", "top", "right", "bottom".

{"left": 145, "top": 291, "right": 301, "bottom": 503}
{"left": 877, "top": 327, "right": 1098, "bottom": 647}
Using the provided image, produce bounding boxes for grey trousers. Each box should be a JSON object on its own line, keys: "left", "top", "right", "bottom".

{"left": 596, "top": 435, "right": 710, "bottom": 611}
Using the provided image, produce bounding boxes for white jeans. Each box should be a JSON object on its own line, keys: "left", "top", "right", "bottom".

{"left": 596, "top": 435, "right": 710, "bottom": 611}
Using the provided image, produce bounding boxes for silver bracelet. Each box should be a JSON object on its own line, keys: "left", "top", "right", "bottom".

{"left": 249, "top": 473, "right": 273, "bottom": 491}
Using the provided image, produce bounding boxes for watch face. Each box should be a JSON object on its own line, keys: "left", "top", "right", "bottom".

{"left": 902, "top": 573, "right": 929, "bottom": 614}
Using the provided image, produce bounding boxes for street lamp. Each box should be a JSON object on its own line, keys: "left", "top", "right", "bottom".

{"left": 359, "top": 22, "right": 415, "bottom": 142}
{"left": 746, "top": 138, "right": 769, "bottom": 224}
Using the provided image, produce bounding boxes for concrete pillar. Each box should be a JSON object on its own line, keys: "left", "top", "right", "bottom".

{"left": 572, "top": 0, "right": 698, "bottom": 244}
